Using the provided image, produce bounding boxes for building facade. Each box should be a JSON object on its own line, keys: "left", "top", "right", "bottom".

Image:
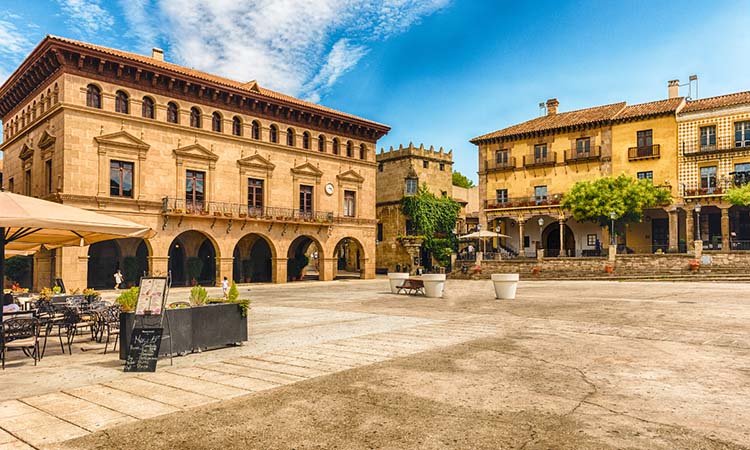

{"left": 0, "top": 36, "right": 389, "bottom": 290}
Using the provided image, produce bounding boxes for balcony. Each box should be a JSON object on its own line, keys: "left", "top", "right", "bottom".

{"left": 484, "top": 193, "right": 564, "bottom": 210}
{"left": 161, "top": 197, "right": 334, "bottom": 224}
{"left": 682, "top": 137, "right": 750, "bottom": 157}
{"left": 523, "top": 152, "right": 557, "bottom": 168}
{"left": 628, "top": 144, "right": 660, "bottom": 161}
{"left": 565, "top": 145, "right": 601, "bottom": 163}
{"left": 682, "top": 172, "right": 750, "bottom": 198}
{"left": 485, "top": 157, "right": 516, "bottom": 173}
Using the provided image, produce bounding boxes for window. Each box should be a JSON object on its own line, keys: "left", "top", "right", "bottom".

{"left": 45, "top": 159, "right": 53, "bottom": 194}
{"left": 346, "top": 141, "right": 353, "bottom": 157}
{"left": 302, "top": 132, "right": 310, "bottom": 149}
{"left": 700, "top": 166, "right": 717, "bottom": 193}
{"left": 735, "top": 121, "right": 750, "bottom": 148}
{"left": 576, "top": 137, "right": 591, "bottom": 155}
{"left": 251, "top": 121, "right": 260, "bottom": 140}
{"left": 232, "top": 116, "right": 242, "bottom": 136}
{"left": 377, "top": 223, "right": 383, "bottom": 242}
{"left": 8, "top": 177, "right": 14, "bottom": 193}
{"left": 496, "top": 189, "right": 508, "bottom": 205}
{"left": 439, "top": 163, "right": 445, "bottom": 171}
{"left": 299, "top": 185, "right": 313, "bottom": 215}
{"left": 332, "top": 138, "right": 339, "bottom": 155}
{"left": 587, "top": 234, "right": 597, "bottom": 246}
{"left": 318, "top": 135, "right": 326, "bottom": 152}
{"left": 523, "top": 236, "right": 530, "bottom": 248}
{"left": 287, "top": 128, "right": 295, "bottom": 146}
{"left": 422, "top": 160, "right": 429, "bottom": 168}
{"left": 269, "top": 125, "right": 278, "bottom": 143}
{"left": 495, "top": 149, "right": 509, "bottom": 164}
{"left": 700, "top": 126, "right": 716, "bottom": 150}
{"left": 185, "top": 170, "right": 205, "bottom": 211}
{"left": 344, "top": 190, "right": 356, "bottom": 217}
{"left": 110, "top": 160, "right": 134, "bottom": 197}
{"left": 534, "top": 143, "right": 547, "bottom": 161}
{"left": 534, "top": 185, "right": 548, "bottom": 204}
{"left": 637, "top": 129, "right": 653, "bottom": 149}
{"left": 247, "top": 178, "right": 264, "bottom": 212}
{"left": 212, "top": 112, "right": 222, "bottom": 132}
{"left": 734, "top": 162, "right": 750, "bottom": 186}
{"left": 637, "top": 171, "right": 653, "bottom": 182}
{"left": 405, "top": 177, "right": 418, "bottom": 195}
{"left": 86, "top": 84, "right": 101, "bottom": 108}
{"left": 360, "top": 144, "right": 366, "bottom": 160}
{"left": 142, "top": 97, "right": 155, "bottom": 119}
{"left": 190, "top": 107, "right": 202, "bottom": 128}
{"left": 378, "top": 163, "right": 383, "bottom": 172}
{"left": 24, "top": 169, "right": 31, "bottom": 196}
{"left": 167, "top": 102, "right": 179, "bottom": 124}
{"left": 115, "top": 91, "right": 129, "bottom": 114}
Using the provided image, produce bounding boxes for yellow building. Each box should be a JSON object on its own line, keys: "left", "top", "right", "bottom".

{"left": 0, "top": 36, "right": 390, "bottom": 290}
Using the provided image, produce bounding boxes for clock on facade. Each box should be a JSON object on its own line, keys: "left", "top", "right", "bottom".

{"left": 325, "top": 183, "right": 334, "bottom": 195}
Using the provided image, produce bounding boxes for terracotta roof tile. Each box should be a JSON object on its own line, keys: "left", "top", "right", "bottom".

{"left": 681, "top": 91, "right": 750, "bottom": 113}
{"left": 470, "top": 102, "right": 626, "bottom": 143}
{"left": 47, "top": 36, "right": 388, "bottom": 128}
{"left": 613, "top": 97, "right": 684, "bottom": 120}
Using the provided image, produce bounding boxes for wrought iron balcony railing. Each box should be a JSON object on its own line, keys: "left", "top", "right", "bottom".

{"left": 564, "top": 145, "right": 601, "bottom": 163}
{"left": 682, "top": 137, "right": 750, "bottom": 157}
{"left": 485, "top": 157, "right": 517, "bottom": 172}
{"left": 628, "top": 144, "right": 660, "bottom": 161}
{"left": 161, "top": 197, "right": 334, "bottom": 223}
{"left": 484, "top": 193, "right": 564, "bottom": 210}
{"left": 523, "top": 152, "right": 557, "bottom": 168}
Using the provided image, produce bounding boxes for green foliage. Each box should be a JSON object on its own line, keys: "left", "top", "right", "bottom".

{"left": 562, "top": 175, "right": 671, "bottom": 227}
{"left": 452, "top": 171, "right": 475, "bottom": 188}
{"left": 189, "top": 285, "right": 208, "bottom": 306}
{"left": 187, "top": 256, "right": 204, "bottom": 282}
{"left": 228, "top": 281, "right": 240, "bottom": 302}
{"left": 115, "top": 287, "right": 140, "bottom": 312}
{"left": 123, "top": 256, "right": 140, "bottom": 284}
{"left": 401, "top": 184, "right": 461, "bottom": 267}
{"left": 52, "top": 286, "right": 62, "bottom": 294}
{"left": 4, "top": 256, "right": 31, "bottom": 284}
{"left": 723, "top": 184, "right": 750, "bottom": 206}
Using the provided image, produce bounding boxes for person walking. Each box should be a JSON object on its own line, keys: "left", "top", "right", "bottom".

{"left": 222, "top": 276, "right": 229, "bottom": 298}
{"left": 114, "top": 269, "right": 123, "bottom": 290}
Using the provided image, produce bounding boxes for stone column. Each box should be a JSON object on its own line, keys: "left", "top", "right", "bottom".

{"left": 558, "top": 217, "right": 566, "bottom": 257}
{"left": 360, "top": 257, "right": 375, "bottom": 279}
{"left": 217, "top": 257, "right": 234, "bottom": 286}
{"left": 517, "top": 218, "right": 526, "bottom": 257}
{"left": 319, "top": 258, "right": 337, "bottom": 281}
{"left": 667, "top": 208, "right": 679, "bottom": 253}
{"left": 721, "top": 207, "right": 730, "bottom": 252}
{"left": 685, "top": 207, "right": 694, "bottom": 252}
{"left": 273, "top": 257, "right": 288, "bottom": 283}
{"left": 58, "top": 247, "right": 89, "bottom": 291}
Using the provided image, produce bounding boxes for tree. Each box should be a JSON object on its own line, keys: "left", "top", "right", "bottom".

{"left": 452, "top": 171, "right": 475, "bottom": 188}
{"left": 562, "top": 175, "right": 671, "bottom": 228}
{"left": 402, "top": 184, "right": 461, "bottom": 267}
{"left": 723, "top": 184, "right": 750, "bottom": 206}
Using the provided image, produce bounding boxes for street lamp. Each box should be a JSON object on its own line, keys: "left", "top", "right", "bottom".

{"left": 495, "top": 224, "right": 501, "bottom": 254}
{"left": 537, "top": 217, "right": 544, "bottom": 257}
{"left": 695, "top": 203, "right": 702, "bottom": 241}
{"left": 610, "top": 211, "right": 616, "bottom": 246}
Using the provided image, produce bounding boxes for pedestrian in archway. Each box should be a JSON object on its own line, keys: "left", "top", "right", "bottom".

{"left": 114, "top": 269, "right": 123, "bottom": 290}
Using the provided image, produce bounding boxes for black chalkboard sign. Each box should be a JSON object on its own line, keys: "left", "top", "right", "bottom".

{"left": 124, "top": 328, "right": 163, "bottom": 372}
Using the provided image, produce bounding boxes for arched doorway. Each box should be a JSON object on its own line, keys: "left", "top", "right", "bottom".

{"left": 543, "top": 223, "right": 575, "bottom": 257}
{"left": 169, "top": 231, "right": 217, "bottom": 286}
{"left": 287, "top": 235, "right": 321, "bottom": 281}
{"left": 334, "top": 237, "right": 364, "bottom": 279}
{"left": 87, "top": 240, "right": 121, "bottom": 289}
{"left": 233, "top": 234, "right": 274, "bottom": 283}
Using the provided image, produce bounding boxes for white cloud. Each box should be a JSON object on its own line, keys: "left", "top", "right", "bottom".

{"left": 0, "top": 17, "right": 34, "bottom": 85}
{"left": 55, "top": 0, "right": 115, "bottom": 36}
{"left": 117, "top": 0, "right": 449, "bottom": 101}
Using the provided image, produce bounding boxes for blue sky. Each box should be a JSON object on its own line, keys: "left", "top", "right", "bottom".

{"left": 1, "top": 0, "right": 749, "bottom": 181}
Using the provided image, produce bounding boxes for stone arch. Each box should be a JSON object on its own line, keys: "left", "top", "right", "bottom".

{"left": 87, "top": 238, "right": 151, "bottom": 289}
{"left": 232, "top": 233, "right": 277, "bottom": 283}
{"left": 168, "top": 230, "right": 220, "bottom": 286}
{"left": 332, "top": 236, "right": 366, "bottom": 279}
{"left": 286, "top": 235, "right": 323, "bottom": 281}
{"left": 543, "top": 222, "right": 575, "bottom": 257}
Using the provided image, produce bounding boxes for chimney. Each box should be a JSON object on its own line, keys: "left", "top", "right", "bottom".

{"left": 546, "top": 98, "right": 559, "bottom": 116}
{"left": 151, "top": 48, "right": 164, "bottom": 61}
{"left": 668, "top": 79, "right": 679, "bottom": 99}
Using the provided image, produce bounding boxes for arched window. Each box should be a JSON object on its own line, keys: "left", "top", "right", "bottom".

{"left": 115, "top": 90, "right": 129, "bottom": 114}
{"left": 251, "top": 121, "right": 260, "bottom": 140}
{"left": 359, "top": 144, "right": 366, "bottom": 160}
{"left": 286, "top": 128, "right": 295, "bottom": 146}
{"left": 167, "top": 102, "right": 179, "bottom": 123}
{"left": 318, "top": 135, "right": 326, "bottom": 152}
{"left": 346, "top": 141, "right": 353, "bottom": 157}
{"left": 142, "top": 97, "right": 155, "bottom": 119}
{"left": 303, "top": 132, "right": 311, "bottom": 150}
{"left": 232, "top": 116, "right": 242, "bottom": 136}
{"left": 269, "top": 124, "right": 278, "bottom": 143}
{"left": 212, "top": 112, "right": 222, "bottom": 132}
{"left": 40, "top": 94, "right": 45, "bottom": 113}
{"left": 86, "top": 84, "right": 101, "bottom": 108}
{"left": 190, "top": 107, "right": 202, "bottom": 128}
{"left": 332, "top": 138, "right": 340, "bottom": 155}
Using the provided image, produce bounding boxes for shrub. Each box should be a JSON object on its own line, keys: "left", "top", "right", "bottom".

{"left": 228, "top": 281, "right": 239, "bottom": 302}
{"left": 116, "top": 287, "right": 140, "bottom": 312}
{"left": 189, "top": 285, "right": 208, "bottom": 306}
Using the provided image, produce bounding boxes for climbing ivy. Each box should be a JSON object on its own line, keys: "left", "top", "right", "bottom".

{"left": 401, "top": 184, "right": 461, "bottom": 267}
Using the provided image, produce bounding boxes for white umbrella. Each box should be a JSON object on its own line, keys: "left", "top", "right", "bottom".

{"left": 459, "top": 230, "right": 510, "bottom": 240}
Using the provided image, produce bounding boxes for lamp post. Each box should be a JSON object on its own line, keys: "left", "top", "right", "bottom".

{"left": 537, "top": 217, "right": 544, "bottom": 257}
{"left": 609, "top": 211, "right": 616, "bottom": 246}
{"left": 477, "top": 223, "right": 483, "bottom": 254}
{"left": 495, "top": 224, "right": 501, "bottom": 254}
{"left": 695, "top": 203, "right": 702, "bottom": 241}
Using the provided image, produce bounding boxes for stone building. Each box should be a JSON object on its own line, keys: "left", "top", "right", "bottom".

{"left": 375, "top": 143, "right": 455, "bottom": 272}
{"left": 0, "top": 36, "right": 389, "bottom": 290}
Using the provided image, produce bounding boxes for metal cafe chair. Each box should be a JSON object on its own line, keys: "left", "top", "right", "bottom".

{"left": 1, "top": 318, "right": 41, "bottom": 369}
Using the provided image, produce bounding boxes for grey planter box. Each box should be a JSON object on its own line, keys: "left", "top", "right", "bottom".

{"left": 120, "top": 303, "right": 248, "bottom": 360}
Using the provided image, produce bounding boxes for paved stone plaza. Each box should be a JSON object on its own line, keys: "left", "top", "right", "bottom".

{"left": 1, "top": 278, "right": 749, "bottom": 449}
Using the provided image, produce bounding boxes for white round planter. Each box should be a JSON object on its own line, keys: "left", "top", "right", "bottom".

{"left": 421, "top": 274, "right": 446, "bottom": 298}
{"left": 491, "top": 273, "right": 519, "bottom": 299}
{"left": 387, "top": 272, "right": 410, "bottom": 294}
